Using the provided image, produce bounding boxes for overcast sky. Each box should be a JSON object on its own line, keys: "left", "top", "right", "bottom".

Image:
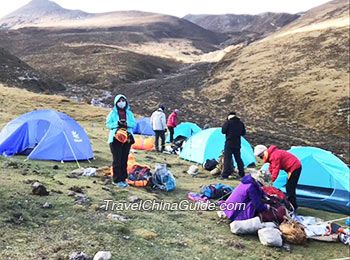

{"left": 0, "top": 0, "right": 331, "bottom": 19}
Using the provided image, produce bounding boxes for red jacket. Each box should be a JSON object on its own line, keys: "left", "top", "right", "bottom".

{"left": 167, "top": 112, "right": 178, "bottom": 127}
{"left": 264, "top": 145, "right": 301, "bottom": 182}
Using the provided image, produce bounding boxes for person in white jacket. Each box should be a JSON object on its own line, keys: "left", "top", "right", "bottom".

{"left": 150, "top": 105, "right": 166, "bottom": 152}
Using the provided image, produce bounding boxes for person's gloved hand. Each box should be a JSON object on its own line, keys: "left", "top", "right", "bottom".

{"left": 118, "top": 121, "right": 127, "bottom": 128}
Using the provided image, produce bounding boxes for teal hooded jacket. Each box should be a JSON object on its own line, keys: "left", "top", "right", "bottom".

{"left": 106, "top": 94, "right": 136, "bottom": 143}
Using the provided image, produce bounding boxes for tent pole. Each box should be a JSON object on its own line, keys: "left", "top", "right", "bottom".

{"left": 63, "top": 131, "right": 81, "bottom": 169}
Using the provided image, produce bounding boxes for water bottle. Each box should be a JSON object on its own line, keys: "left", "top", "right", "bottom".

{"left": 345, "top": 218, "right": 350, "bottom": 226}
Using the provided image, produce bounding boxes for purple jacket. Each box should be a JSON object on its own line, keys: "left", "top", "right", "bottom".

{"left": 222, "top": 175, "right": 267, "bottom": 221}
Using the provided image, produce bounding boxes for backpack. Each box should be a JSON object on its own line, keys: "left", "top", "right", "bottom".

{"left": 262, "top": 186, "right": 287, "bottom": 200}
{"left": 126, "top": 164, "right": 152, "bottom": 187}
{"left": 203, "top": 159, "right": 219, "bottom": 171}
{"left": 152, "top": 164, "right": 176, "bottom": 192}
{"left": 200, "top": 184, "right": 234, "bottom": 200}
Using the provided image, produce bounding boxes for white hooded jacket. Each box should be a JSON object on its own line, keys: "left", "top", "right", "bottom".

{"left": 150, "top": 108, "right": 166, "bottom": 131}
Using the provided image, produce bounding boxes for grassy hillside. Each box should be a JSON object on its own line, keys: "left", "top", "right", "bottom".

{"left": 200, "top": 0, "right": 349, "bottom": 161}
{"left": 0, "top": 48, "right": 65, "bottom": 93}
{"left": 0, "top": 84, "right": 349, "bottom": 260}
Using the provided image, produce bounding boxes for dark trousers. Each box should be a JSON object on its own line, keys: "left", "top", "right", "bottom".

{"left": 222, "top": 144, "right": 245, "bottom": 178}
{"left": 154, "top": 130, "right": 165, "bottom": 151}
{"left": 168, "top": 127, "right": 174, "bottom": 143}
{"left": 110, "top": 138, "right": 132, "bottom": 183}
{"left": 286, "top": 166, "right": 301, "bottom": 210}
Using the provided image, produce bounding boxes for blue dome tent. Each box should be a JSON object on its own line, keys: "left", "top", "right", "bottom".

{"left": 0, "top": 110, "right": 93, "bottom": 164}
{"left": 180, "top": 128, "right": 255, "bottom": 167}
{"left": 166, "top": 122, "right": 201, "bottom": 142}
{"left": 261, "top": 146, "right": 350, "bottom": 214}
{"left": 133, "top": 117, "right": 155, "bottom": 136}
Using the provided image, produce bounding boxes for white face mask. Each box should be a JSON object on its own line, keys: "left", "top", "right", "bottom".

{"left": 117, "top": 101, "right": 126, "bottom": 109}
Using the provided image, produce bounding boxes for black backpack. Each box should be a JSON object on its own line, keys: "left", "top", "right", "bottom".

{"left": 203, "top": 159, "right": 219, "bottom": 171}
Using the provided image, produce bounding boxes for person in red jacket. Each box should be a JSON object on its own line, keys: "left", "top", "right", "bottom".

{"left": 254, "top": 145, "right": 302, "bottom": 210}
{"left": 167, "top": 109, "right": 179, "bottom": 143}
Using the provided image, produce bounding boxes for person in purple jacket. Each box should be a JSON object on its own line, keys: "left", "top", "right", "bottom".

{"left": 220, "top": 170, "right": 272, "bottom": 221}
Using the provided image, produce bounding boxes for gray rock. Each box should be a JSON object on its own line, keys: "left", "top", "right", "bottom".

{"left": 21, "top": 169, "right": 28, "bottom": 175}
{"left": 127, "top": 196, "right": 140, "bottom": 203}
{"left": 69, "top": 252, "right": 90, "bottom": 260}
{"left": 32, "top": 182, "right": 49, "bottom": 196}
{"left": 69, "top": 186, "right": 84, "bottom": 194}
{"left": 68, "top": 191, "right": 76, "bottom": 197}
{"left": 42, "top": 202, "right": 52, "bottom": 209}
{"left": 93, "top": 251, "right": 111, "bottom": 260}
{"left": 74, "top": 194, "right": 89, "bottom": 205}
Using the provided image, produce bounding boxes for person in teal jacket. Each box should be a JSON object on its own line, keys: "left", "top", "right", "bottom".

{"left": 106, "top": 94, "right": 136, "bottom": 187}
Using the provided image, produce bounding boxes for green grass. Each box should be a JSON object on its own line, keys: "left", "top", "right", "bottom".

{"left": 0, "top": 86, "right": 348, "bottom": 260}
{"left": 0, "top": 135, "right": 349, "bottom": 260}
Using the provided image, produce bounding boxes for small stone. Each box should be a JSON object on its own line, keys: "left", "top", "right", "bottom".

{"left": 21, "top": 169, "right": 28, "bottom": 175}
{"left": 32, "top": 182, "right": 49, "bottom": 196}
{"left": 127, "top": 196, "right": 140, "bottom": 203}
{"left": 69, "top": 186, "right": 84, "bottom": 194}
{"left": 123, "top": 236, "right": 130, "bottom": 240}
{"left": 53, "top": 165, "right": 59, "bottom": 170}
{"left": 32, "top": 169, "right": 40, "bottom": 174}
{"left": 73, "top": 194, "right": 89, "bottom": 205}
{"left": 68, "top": 191, "right": 76, "bottom": 197}
{"left": 93, "top": 251, "right": 111, "bottom": 260}
{"left": 69, "top": 252, "right": 90, "bottom": 260}
{"left": 42, "top": 202, "right": 52, "bottom": 209}
{"left": 56, "top": 180, "right": 64, "bottom": 185}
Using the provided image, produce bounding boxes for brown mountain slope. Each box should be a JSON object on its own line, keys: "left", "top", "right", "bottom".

{"left": 0, "top": 0, "right": 228, "bottom": 90}
{"left": 200, "top": 0, "right": 349, "bottom": 160}
{"left": 184, "top": 12, "right": 300, "bottom": 45}
{"left": 0, "top": 47, "right": 65, "bottom": 93}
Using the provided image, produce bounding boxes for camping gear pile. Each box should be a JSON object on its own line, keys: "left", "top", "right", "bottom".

{"left": 187, "top": 183, "right": 235, "bottom": 204}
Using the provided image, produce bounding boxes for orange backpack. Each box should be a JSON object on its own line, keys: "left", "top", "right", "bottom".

{"left": 126, "top": 164, "right": 152, "bottom": 187}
